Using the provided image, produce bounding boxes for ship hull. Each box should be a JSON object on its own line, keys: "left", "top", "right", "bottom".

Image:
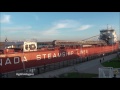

{"left": 0, "top": 44, "right": 119, "bottom": 73}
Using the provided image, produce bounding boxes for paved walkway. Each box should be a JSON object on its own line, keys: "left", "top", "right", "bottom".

{"left": 29, "top": 53, "right": 117, "bottom": 78}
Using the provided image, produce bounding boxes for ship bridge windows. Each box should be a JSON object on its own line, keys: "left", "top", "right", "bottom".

{"left": 29, "top": 44, "right": 36, "bottom": 50}
{"left": 25, "top": 45, "right": 29, "bottom": 50}
{"left": 24, "top": 43, "right": 37, "bottom": 52}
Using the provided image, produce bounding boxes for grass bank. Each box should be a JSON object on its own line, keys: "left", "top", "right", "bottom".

{"left": 101, "top": 57, "right": 120, "bottom": 68}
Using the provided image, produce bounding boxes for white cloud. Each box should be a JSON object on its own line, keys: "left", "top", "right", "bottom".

{"left": 55, "top": 23, "right": 67, "bottom": 29}
{"left": 0, "top": 15, "right": 11, "bottom": 23}
{"left": 42, "top": 27, "right": 59, "bottom": 36}
{"left": 53, "top": 19, "right": 80, "bottom": 29}
{"left": 77, "top": 25, "right": 93, "bottom": 31}
{"left": 2, "top": 26, "right": 32, "bottom": 31}
{"left": 42, "top": 19, "right": 80, "bottom": 35}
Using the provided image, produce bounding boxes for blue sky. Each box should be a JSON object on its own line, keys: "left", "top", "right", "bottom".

{"left": 0, "top": 12, "right": 119, "bottom": 42}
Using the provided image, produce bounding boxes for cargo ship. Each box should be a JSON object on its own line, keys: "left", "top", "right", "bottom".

{"left": 0, "top": 28, "right": 119, "bottom": 77}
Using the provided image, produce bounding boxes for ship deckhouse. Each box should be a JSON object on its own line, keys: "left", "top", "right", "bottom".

{"left": 4, "top": 41, "right": 37, "bottom": 52}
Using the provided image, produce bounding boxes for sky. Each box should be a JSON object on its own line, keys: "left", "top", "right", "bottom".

{"left": 0, "top": 12, "right": 120, "bottom": 42}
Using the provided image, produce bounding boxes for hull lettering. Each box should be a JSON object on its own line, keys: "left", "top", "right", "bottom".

{"left": 5, "top": 58, "right": 12, "bottom": 65}
{"left": 0, "top": 59, "right": 2, "bottom": 66}
{"left": 14, "top": 57, "right": 20, "bottom": 64}
{"left": 36, "top": 55, "right": 41, "bottom": 60}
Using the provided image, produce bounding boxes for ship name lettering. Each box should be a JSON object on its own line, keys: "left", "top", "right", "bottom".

{"left": 67, "top": 52, "right": 71, "bottom": 56}
{"left": 62, "top": 52, "right": 66, "bottom": 57}
{"left": 42, "top": 54, "right": 46, "bottom": 59}
{"left": 71, "top": 51, "right": 74, "bottom": 55}
{"left": 0, "top": 59, "right": 2, "bottom": 66}
{"left": 22, "top": 56, "right": 28, "bottom": 62}
{"left": 58, "top": 53, "right": 61, "bottom": 57}
{"left": 80, "top": 50, "right": 88, "bottom": 55}
{"left": 14, "top": 57, "right": 20, "bottom": 64}
{"left": 53, "top": 53, "right": 56, "bottom": 58}
{"left": 5, "top": 58, "right": 12, "bottom": 65}
{"left": 76, "top": 49, "right": 80, "bottom": 55}
{"left": 36, "top": 55, "right": 41, "bottom": 60}
{"left": 48, "top": 53, "right": 51, "bottom": 59}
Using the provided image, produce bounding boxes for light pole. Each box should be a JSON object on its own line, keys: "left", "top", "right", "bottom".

{"left": 93, "top": 45, "right": 96, "bottom": 58}
{"left": 22, "top": 45, "right": 26, "bottom": 72}
{"left": 118, "top": 12, "right": 120, "bottom": 51}
{"left": 112, "top": 35, "right": 114, "bottom": 53}
{"left": 80, "top": 44, "right": 82, "bottom": 62}
{"left": 22, "top": 55, "right": 25, "bottom": 72}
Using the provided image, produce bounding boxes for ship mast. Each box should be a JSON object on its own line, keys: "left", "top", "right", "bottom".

{"left": 107, "top": 24, "right": 108, "bottom": 30}
{"left": 118, "top": 12, "right": 120, "bottom": 49}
